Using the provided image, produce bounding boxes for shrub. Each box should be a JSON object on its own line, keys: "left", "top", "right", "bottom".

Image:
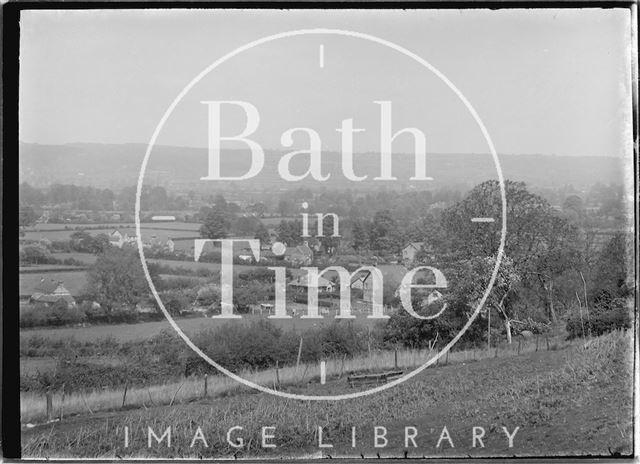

{"left": 184, "top": 320, "right": 372, "bottom": 376}
{"left": 20, "top": 301, "right": 86, "bottom": 328}
{"left": 566, "top": 298, "right": 632, "bottom": 339}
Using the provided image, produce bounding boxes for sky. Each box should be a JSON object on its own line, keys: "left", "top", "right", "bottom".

{"left": 19, "top": 8, "right": 633, "bottom": 157}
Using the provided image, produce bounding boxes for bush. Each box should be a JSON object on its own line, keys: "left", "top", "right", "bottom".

{"left": 566, "top": 298, "right": 632, "bottom": 339}
{"left": 20, "top": 301, "right": 86, "bottom": 328}
{"left": 383, "top": 296, "right": 486, "bottom": 350}
{"left": 184, "top": 320, "right": 372, "bottom": 376}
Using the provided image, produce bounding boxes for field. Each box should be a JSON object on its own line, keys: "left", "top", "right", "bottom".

{"left": 18, "top": 252, "right": 267, "bottom": 297}
{"left": 20, "top": 271, "right": 88, "bottom": 296}
{"left": 20, "top": 330, "right": 634, "bottom": 458}
{"left": 47, "top": 252, "right": 98, "bottom": 265}
{"left": 23, "top": 222, "right": 202, "bottom": 232}
{"left": 19, "top": 312, "right": 376, "bottom": 343}
{"left": 23, "top": 227, "right": 200, "bottom": 243}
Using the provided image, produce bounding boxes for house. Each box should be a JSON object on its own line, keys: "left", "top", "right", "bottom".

{"left": 110, "top": 230, "right": 138, "bottom": 248}
{"left": 166, "top": 238, "right": 175, "bottom": 253}
{"left": 402, "top": 242, "right": 424, "bottom": 263}
{"left": 350, "top": 264, "right": 408, "bottom": 303}
{"left": 109, "top": 229, "right": 124, "bottom": 248}
{"left": 30, "top": 278, "right": 75, "bottom": 307}
{"left": 288, "top": 274, "right": 335, "bottom": 293}
{"left": 283, "top": 244, "right": 313, "bottom": 266}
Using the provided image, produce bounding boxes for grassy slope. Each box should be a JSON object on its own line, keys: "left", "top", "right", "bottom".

{"left": 21, "top": 331, "right": 633, "bottom": 459}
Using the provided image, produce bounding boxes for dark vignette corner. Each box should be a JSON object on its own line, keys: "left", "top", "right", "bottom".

{"left": 2, "top": 0, "right": 22, "bottom": 460}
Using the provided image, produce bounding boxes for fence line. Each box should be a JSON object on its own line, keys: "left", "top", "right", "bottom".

{"left": 21, "top": 332, "right": 579, "bottom": 424}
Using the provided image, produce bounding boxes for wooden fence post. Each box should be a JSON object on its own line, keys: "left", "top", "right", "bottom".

{"left": 59, "top": 383, "right": 66, "bottom": 420}
{"left": 275, "top": 361, "right": 280, "bottom": 389}
{"left": 203, "top": 374, "right": 208, "bottom": 398}
{"left": 394, "top": 348, "right": 398, "bottom": 369}
{"left": 517, "top": 338, "right": 522, "bottom": 355}
{"left": 339, "top": 355, "right": 346, "bottom": 379}
{"left": 494, "top": 344, "right": 499, "bottom": 358}
{"left": 121, "top": 382, "right": 129, "bottom": 409}
{"left": 445, "top": 350, "right": 449, "bottom": 365}
{"left": 536, "top": 335, "right": 539, "bottom": 352}
{"left": 296, "top": 337, "right": 303, "bottom": 376}
{"left": 46, "top": 388, "right": 53, "bottom": 421}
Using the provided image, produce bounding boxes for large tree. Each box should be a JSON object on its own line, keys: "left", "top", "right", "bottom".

{"left": 368, "top": 209, "right": 400, "bottom": 253}
{"left": 19, "top": 205, "right": 39, "bottom": 228}
{"left": 449, "top": 256, "right": 520, "bottom": 344}
{"left": 441, "top": 180, "right": 580, "bottom": 325}
{"left": 199, "top": 206, "right": 232, "bottom": 240}
{"left": 85, "top": 248, "right": 158, "bottom": 312}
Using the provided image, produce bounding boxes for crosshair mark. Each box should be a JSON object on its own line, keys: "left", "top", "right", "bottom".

{"left": 471, "top": 217, "right": 495, "bottom": 223}
{"left": 320, "top": 361, "right": 326, "bottom": 384}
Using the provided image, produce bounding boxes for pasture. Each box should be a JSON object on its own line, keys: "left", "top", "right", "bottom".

{"left": 24, "top": 222, "right": 202, "bottom": 232}
{"left": 20, "top": 271, "right": 88, "bottom": 296}
{"left": 19, "top": 312, "right": 379, "bottom": 343}
{"left": 20, "top": 330, "right": 633, "bottom": 458}
{"left": 48, "top": 252, "right": 97, "bottom": 265}
{"left": 22, "top": 222, "right": 201, "bottom": 242}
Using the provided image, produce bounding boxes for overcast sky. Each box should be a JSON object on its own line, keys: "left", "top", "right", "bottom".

{"left": 19, "top": 9, "right": 632, "bottom": 157}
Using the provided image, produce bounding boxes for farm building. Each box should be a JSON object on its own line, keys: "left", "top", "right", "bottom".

{"left": 350, "top": 264, "right": 407, "bottom": 303}
{"left": 29, "top": 278, "right": 75, "bottom": 307}
{"left": 402, "top": 242, "right": 424, "bottom": 263}
{"left": 288, "top": 274, "right": 335, "bottom": 293}
{"left": 109, "top": 229, "right": 137, "bottom": 248}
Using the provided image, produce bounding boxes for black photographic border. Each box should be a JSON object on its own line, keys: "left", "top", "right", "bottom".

{"left": 1, "top": 1, "right": 637, "bottom": 461}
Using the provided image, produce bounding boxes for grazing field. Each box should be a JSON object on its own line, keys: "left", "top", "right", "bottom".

{"left": 24, "top": 222, "right": 202, "bottom": 232}
{"left": 19, "top": 312, "right": 375, "bottom": 343}
{"left": 21, "top": 330, "right": 633, "bottom": 458}
{"left": 20, "top": 271, "right": 88, "bottom": 296}
{"left": 23, "top": 223, "right": 201, "bottom": 242}
{"left": 19, "top": 264, "right": 88, "bottom": 273}
{"left": 50, "top": 252, "right": 98, "bottom": 265}
{"left": 146, "top": 258, "right": 276, "bottom": 275}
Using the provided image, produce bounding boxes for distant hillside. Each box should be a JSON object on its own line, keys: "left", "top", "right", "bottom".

{"left": 18, "top": 142, "right": 625, "bottom": 191}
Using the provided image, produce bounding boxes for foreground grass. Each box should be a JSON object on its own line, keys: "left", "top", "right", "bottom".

{"left": 21, "top": 335, "right": 559, "bottom": 424}
{"left": 22, "top": 330, "right": 633, "bottom": 458}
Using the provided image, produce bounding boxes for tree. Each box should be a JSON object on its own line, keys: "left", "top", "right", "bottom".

{"left": 441, "top": 180, "right": 579, "bottom": 322}
{"left": 199, "top": 206, "right": 231, "bottom": 239}
{"left": 528, "top": 215, "right": 582, "bottom": 322}
{"left": 254, "top": 222, "right": 271, "bottom": 245}
{"left": 277, "top": 198, "right": 294, "bottom": 217}
{"left": 69, "top": 231, "right": 111, "bottom": 254}
{"left": 449, "top": 256, "right": 521, "bottom": 344}
{"left": 20, "top": 244, "right": 51, "bottom": 264}
{"left": 369, "top": 210, "right": 399, "bottom": 253}
{"left": 196, "top": 284, "right": 221, "bottom": 308}
{"left": 247, "top": 202, "right": 267, "bottom": 217}
{"left": 276, "top": 220, "right": 303, "bottom": 246}
{"left": 351, "top": 219, "right": 370, "bottom": 252}
{"left": 320, "top": 214, "right": 340, "bottom": 255}
{"left": 590, "top": 233, "right": 630, "bottom": 305}
{"left": 214, "top": 194, "right": 228, "bottom": 211}
{"left": 562, "top": 194, "right": 585, "bottom": 218}
{"left": 19, "top": 205, "right": 39, "bottom": 227}
{"left": 85, "top": 248, "right": 158, "bottom": 312}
